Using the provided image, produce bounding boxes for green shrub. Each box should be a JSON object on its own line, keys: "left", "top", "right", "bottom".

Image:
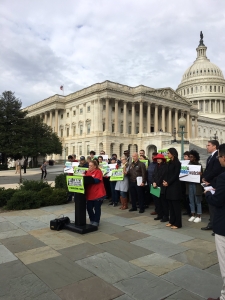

{"left": 55, "top": 173, "right": 67, "bottom": 190}
{"left": 0, "top": 164, "right": 8, "bottom": 171}
{"left": 43, "top": 188, "right": 68, "bottom": 206}
{"left": 6, "top": 190, "right": 41, "bottom": 210}
{"left": 0, "top": 188, "right": 17, "bottom": 207}
{"left": 37, "top": 187, "right": 53, "bottom": 206}
{"left": 20, "top": 180, "right": 51, "bottom": 192}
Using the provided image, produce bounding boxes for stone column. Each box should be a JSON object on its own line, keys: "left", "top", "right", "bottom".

{"left": 189, "top": 115, "right": 192, "bottom": 139}
{"left": 195, "top": 117, "right": 198, "bottom": 138}
{"left": 55, "top": 109, "right": 58, "bottom": 134}
{"left": 131, "top": 102, "right": 135, "bottom": 135}
{"left": 161, "top": 106, "right": 165, "bottom": 132}
{"left": 147, "top": 103, "right": 151, "bottom": 133}
{"left": 44, "top": 112, "right": 47, "bottom": 124}
{"left": 123, "top": 101, "right": 127, "bottom": 134}
{"left": 139, "top": 101, "right": 143, "bottom": 134}
{"left": 168, "top": 107, "right": 172, "bottom": 133}
{"left": 209, "top": 100, "right": 212, "bottom": 113}
{"left": 115, "top": 99, "right": 119, "bottom": 133}
{"left": 49, "top": 110, "right": 53, "bottom": 128}
{"left": 186, "top": 111, "right": 190, "bottom": 139}
{"left": 105, "top": 98, "right": 109, "bottom": 132}
{"left": 154, "top": 105, "right": 158, "bottom": 132}
{"left": 175, "top": 109, "right": 178, "bottom": 138}
{"left": 83, "top": 103, "right": 86, "bottom": 134}
{"left": 215, "top": 100, "right": 217, "bottom": 113}
{"left": 203, "top": 100, "right": 205, "bottom": 113}
{"left": 221, "top": 100, "right": 223, "bottom": 114}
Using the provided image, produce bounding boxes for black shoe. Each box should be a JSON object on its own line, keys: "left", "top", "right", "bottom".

{"left": 139, "top": 209, "right": 145, "bottom": 213}
{"left": 160, "top": 218, "right": 169, "bottom": 222}
{"left": 129, "top": 208, "right": 137, "bottom": 212}
{"left": 113, "top": 203, "right": 118, "bottom": 207}
{"left": 154, "top": 217, "right": 162, "bottom": 220}
{"left": 201, "top": 226, "right": 213, "bottom": 231}
{"left": 212, "top": 232, "right": 215, "bottom": 236}
{"left": 108, "top": 202, "right": 113, "bottom": 205}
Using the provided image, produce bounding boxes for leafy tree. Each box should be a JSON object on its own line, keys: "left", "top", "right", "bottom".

{"left": 0, "top": 91, "right": 62, "bottom": 165}
{"left": 0, "top": 91, "right": 27, "bottom": 163}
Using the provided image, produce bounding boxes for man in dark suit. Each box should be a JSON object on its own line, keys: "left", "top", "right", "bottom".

{"left": 201, "top": 140, "right": 225, "bottom": 232}
{"left": 205, "top": 143, "right": 225, "bottom": 300}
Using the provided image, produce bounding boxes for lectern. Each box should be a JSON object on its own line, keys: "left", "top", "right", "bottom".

{"left": 64, "top": 176, "right": 98, "bottom": 234}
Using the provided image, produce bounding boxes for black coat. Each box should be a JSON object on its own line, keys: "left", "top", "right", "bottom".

{"left": 203, "top": 151, "right": 225, "bottom": 188}
{"left": 164, "top": 159, "right": 181, "bottom": 201}
{"left": 206, "top": 172, "right": 225, "bottom": 236}
{"left": 152, "top": 162, "right": 167, "bottom": 194}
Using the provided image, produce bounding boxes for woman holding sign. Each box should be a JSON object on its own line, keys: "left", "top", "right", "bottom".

{"left": 115, "top": 156, "right": 129, "bottom": 210}
{"left": 163, "top": 148, "right": 182, "bottom": 229}
{"left": 85, "top": 160, "right": 106, "bottom": 227}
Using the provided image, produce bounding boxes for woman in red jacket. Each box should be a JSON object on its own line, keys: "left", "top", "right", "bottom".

{"left": 85, "top": 160, "right": 106, "bottom": 227}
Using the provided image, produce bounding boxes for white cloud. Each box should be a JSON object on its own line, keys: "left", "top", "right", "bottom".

{"left": 0, "top": 0, "right": 225, "bottom": 107}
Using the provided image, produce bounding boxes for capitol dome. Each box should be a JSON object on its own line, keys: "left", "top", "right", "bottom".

{"left": 176, "top": 32, "right": 225, "bottom": 119}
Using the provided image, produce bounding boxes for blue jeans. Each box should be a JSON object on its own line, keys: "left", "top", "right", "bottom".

{"left": 189, "top": 183, "right": 202, "bottom": 214}
{"left": 129, "top": 181, "right": 145, "bottom": 211}
{"left": 110, "top": 181, "right": 119, "bottom": 204}
{"left": 86, "top": 198, "right": 103, "bottom": 225}
{"left": 118, "top": 191, "right": 127, "bottom": 198}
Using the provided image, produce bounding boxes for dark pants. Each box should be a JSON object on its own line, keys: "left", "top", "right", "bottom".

{"left": 67, "top": 192, "right": 74, "bottom": 202}
{"left": 129, "top": 181, "right": 145, "bottom": 211}
{"left": 103, "top": 177, "right": 111, "bottom": 198}
{"left": 208, "top": 204, "right": 216, "bottom": 228}
{"left": 23, "top": 166, "right": 27, "bottom": 173}
{"left": 185, "top": 195, "right": 191, "bottom": 214}
{"left": 41, "top": 170, "right": 47, "bottom": 179}
{"left": 169, "top": 200, "right": 182, "bottom": 228}
{"left": 86, "top": 199, "right": 103, "bottom": 225}
{"left": 110, "top": 181, "right": 119, "bottom": 204}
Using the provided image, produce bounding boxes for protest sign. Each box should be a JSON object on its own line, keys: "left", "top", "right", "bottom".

{"left": 64, "top": 167, "right": 74, "bottom": 174}
{"left": 67, "top": 176, "right": 84, "bottom": 193}
{"left": 110, "top": 169, "right": 124, "bottom": 181}
{"left": 179, "top": 164, "right": 201, "bottom": 183}
{"left": 150, "top": 185, "right": 161, "bottom": 197}
{"left": 158, "top": 149, "right": 170, "bottom": 162}
{"left": 73, "top": 167, "right": 88, "bottom": 175}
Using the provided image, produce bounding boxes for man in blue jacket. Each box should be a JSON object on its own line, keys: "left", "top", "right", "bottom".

{"left": 205, "top": 143, "right": 225, "bottom": 300}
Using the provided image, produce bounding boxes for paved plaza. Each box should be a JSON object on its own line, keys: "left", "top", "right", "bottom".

{"left": 0, "top": 167, "right": 222, "bottom": 300}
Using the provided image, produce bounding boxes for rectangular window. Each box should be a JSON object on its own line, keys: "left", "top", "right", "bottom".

{"left": 61, "top": 129, "right": 63, "bottom": 137}
{"left": 210, "top": 86, "right": 212, "bottom": 92}
{"left": 136, "top": 127, "right": 139, "bottom": 134}
{"left": 112, "top": 124, "right": 115, "bottom": 132}
{"left": 129, "top": 110, "right": 131, "bottom": 114}
{"left": 80, "top": 125, "right": 83, "bottom": 135}
{"left": 112, "top": 107, "right": 115, "bottom": 112}
{"left": 218, "top": 86, "right": 220, "bottom": 92}
{"left": 121, "top": 108, "right": 123, "bottom": 113}
{"left": 79, "top": 145, "right": 82, "bottom": 155}
{"left": 73, "top": 146, "right": 75, "bottom": 154}
{"left": 73, "top": 111, "right": 76, "bottom": 116}
{"left": 87, "top": 124, "right": 90, "bottom": 134}
{"left": 67, "top": 112, "right": 69, "bottom": 117}
{"left": 103, "top": 123, "right": 105, "bottom": 131}
{"left": 61, "top": 114, "right": 63, "bottom": 119}
{"left": 120, "top": 125, "right": 123, "bottom": 133}
{"left": 191, "top": 87, "right": 193, "bottom": 93}
{"left": 73, "top": 127, "right": 76, "bottom": 136}
{"left": 87, "top": 106, "right": 90, "bottom": 112}
{"left": 128, "top": 126, "right": 131, "bottom": 134}
{"left": 66, "top": 128, "right": 69, "bottom": 137}
{"left": 80, "top": 108, "right": 83, "bottom": 114}
{"left": 200, "top": 86, "right": 202, "bottom": 92}
{"left": 136, "top": 111, "right": 139, "bottom": 116}
{"left": 103, "top": 105, "right": 106, "bottom": 110}
{"left": 87, "top": 145, "right": 90, "bottom": 155}
{"left": 214, "top": 86, "right": 216, "bottom": 92}
{"left": 66, "top": 147, "right": 68, "bottom": 156}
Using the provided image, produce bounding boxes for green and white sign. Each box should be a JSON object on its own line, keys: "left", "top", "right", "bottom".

{"left": 67, "top": 175, "right": 85, "bottom": 194}
{"left": 73, "top": 167, "right": 88, "bottom": 175}
{"left": 140, "top": 160, "right": 149, "bottom": 167}
{"left": 110, "top": 169, "right": 124, "bottom": 181}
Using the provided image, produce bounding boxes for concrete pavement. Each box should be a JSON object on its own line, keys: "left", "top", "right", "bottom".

{"left": 0, "top": 168, "right": 222, "bottom": 300}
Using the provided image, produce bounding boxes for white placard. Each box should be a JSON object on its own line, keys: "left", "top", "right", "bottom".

{"left": 64, "top": 167, "right": 74, "bottom": 174}
{"left": 179, "top": 164, "right": 201, "bottom": 183}
{"left": 108, "top": 163, "right": 117, "bottom": 170}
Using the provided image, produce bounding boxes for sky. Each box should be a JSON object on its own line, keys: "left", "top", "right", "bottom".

{"left": 1, "top": 0, "right": 225, "bottom": 108}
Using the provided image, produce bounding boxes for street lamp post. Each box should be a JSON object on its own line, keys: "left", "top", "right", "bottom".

{"left": 210, "top": 131, "right": 218, "bottom": 140}
{"left": 178, "top": 114, "right": 186, "bottom": 160}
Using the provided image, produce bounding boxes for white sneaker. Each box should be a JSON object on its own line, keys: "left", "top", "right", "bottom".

{"left": 194, "top": 217, "right": 201, "bottom": 223}
{"left": 188, "top": 216, "right": 196, "bottom": 222}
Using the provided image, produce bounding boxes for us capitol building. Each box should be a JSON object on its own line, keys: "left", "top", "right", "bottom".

{"left": 24, "top": 33, "right": 225, "bottom": 160}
